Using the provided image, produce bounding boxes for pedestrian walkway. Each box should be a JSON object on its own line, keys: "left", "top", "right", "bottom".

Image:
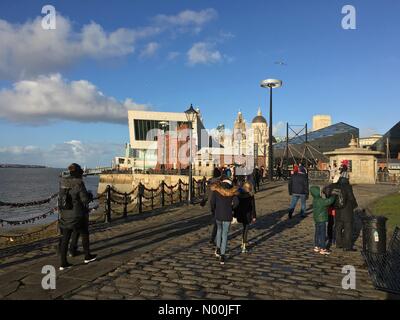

{"left": 0, "top": 182, "right": 397, "bottom": 300}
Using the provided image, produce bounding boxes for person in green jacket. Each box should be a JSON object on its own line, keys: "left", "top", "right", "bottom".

{"left": 310, "top": 186, "right": 336, "bottom": 255}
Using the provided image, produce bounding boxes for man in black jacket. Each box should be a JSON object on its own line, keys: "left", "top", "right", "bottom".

{"left": 58, "top": 163, "right": 97, "bottom": 270}
{"left": 335, "top": 176, "right": 358, "bottom": 251}
{"left": 288, "top": 165, "right": 309, "bottom": 219}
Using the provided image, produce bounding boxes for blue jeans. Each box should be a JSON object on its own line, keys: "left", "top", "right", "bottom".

{"left": 289, "top": 194, "right": 307, "bottom": 215}
{"left": 216, "top": 220, "right": 231, "bottom": 255}
{"left": 314, "top": 222, "right": 327, "bottom": 249}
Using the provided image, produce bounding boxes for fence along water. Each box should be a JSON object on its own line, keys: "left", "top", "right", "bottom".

{"left": 0, "top": 178, "right": 207, "bottom": 246}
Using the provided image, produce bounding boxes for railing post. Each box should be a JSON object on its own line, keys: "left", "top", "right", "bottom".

{"left": 192, "top": 178, "right": 196, "bottom": 199}
{"left": 105, "top": 185, "right": 112, "bottom": 223}
{"left": 178, "top": 179, "right": 182, "bottom": 203}
{"left": 161, "top": 181, "right": 165, "bottom": 207}
{"left": 123, "top": 192, "right": 128, "bottom": 218}
{"left": 151, "top": 189, "right": 154, "bottom": 210}
{"left": 202, "top": 176, "right": 207, "bottom": 194}
{"left": 138, "top": 183, "right": 144, "bottom": 214}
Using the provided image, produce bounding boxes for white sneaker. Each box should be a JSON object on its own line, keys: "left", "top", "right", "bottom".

{"left": 84, "top": 254, "right": 97, "bottom": 264}
{"left": 313, "top": 247, "right": 320, "bottom": 252}
{"left": 59, "top": 264, "right": 72, "bottom": 271}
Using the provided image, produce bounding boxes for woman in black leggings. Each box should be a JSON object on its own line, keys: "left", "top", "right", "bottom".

{"left": 234, "top": 182, "right": 257, "bottom": 253}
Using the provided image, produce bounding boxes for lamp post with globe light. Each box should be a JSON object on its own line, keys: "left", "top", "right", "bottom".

{"left": 260, "top": 79, "right": 282, "bottom": 181}
{"left": 184, "top": 104, "right": 198, "bottom": 205}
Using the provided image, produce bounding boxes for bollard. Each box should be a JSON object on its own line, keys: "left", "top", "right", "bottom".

{"left": 161, "top": 181, "right": 165, "bottom": 207}
{"left": 123, "top": 192, "right": 128, "bottom": 218}
{"left": 151, "top": 189, "right": 154, "bottom": 210}
{"left": 138, "top": 183, "right": 144, "bottom": 214}
{"left": 105, "top": 185, "right": 112, "bottom": 223}
{"left": 178, "top": 179, "right": 182, "bottom": 203}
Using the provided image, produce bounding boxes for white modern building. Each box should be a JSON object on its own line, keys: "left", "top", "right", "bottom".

{"left": 126, "top": 109, "right": 207, "bottom": 171}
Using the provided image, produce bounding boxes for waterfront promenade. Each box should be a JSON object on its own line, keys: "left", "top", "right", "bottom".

{"left": 0, "top": 182, "right": 397, "bottom": 300}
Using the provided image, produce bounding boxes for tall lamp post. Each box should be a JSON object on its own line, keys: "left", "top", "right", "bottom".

{"left": 184, "top": 104, "right": 198, "bottom": 205}
{"left": 260, "top": 78, "right": 282, "bottom": 182}
{"left": 159, "top": 121, "right": 168, "bottom": 173}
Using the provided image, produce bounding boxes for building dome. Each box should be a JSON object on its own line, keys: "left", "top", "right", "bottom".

{"left": 252, "top": 107, "right": 267, "bottom": 124}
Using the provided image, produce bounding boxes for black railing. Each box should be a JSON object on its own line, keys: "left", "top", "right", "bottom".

{"left": 101, "top": 177, "right": 207, "bottom": 222}
{"left": 0, "top": 177, "right": 207, "bottom": 245}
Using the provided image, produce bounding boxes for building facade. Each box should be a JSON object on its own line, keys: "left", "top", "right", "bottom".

{"left": 312, "top": 115, "right": 332, "bottom": 131}
{"left": 127, "top": 109, "right": 207, "bottom": 171}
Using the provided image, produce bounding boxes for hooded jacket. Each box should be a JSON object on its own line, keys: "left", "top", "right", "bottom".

{"left": 58, "top": 175, "right": 92, "bottom": 230}
{"left": 334, "top": 177, "right": 358, "bottom": 222}
{"left": 310, "top": 186, "right": 336, "bottom": 223}
{"left": 233, "top": 190, "right": 256, "bottom": 224}
{"left": 209, "top": 182, "right": 239, "bottom": 222}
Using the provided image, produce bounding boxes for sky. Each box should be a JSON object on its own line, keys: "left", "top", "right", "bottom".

{"left": 0, "top": 0, "right": 399, "bottom": 167}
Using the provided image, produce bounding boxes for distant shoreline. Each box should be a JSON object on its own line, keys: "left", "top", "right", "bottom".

{"left": 0, "top": 164, "right": 47, "bottom": 168}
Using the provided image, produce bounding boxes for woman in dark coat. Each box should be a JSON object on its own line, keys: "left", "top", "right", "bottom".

{"left": 58, "top": 163, "right": 97, "bottom": 270}
{"left": 234, "top": 182, "right": 257, "bottom": 253}
{"left": 335, "top": 176, "right": 358, "bottom": 251}
{"left": 210, "top": 177, "right": 239, "bottom": 265}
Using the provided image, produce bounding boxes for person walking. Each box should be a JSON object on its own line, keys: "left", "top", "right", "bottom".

{"left": 200, "top": 170, "right": 222, "bottom": 245}
{"left": 210, "top": 176, "right": 239, "bottom": 265}
{"left": 288, "top": 165, "right": 309, "bottom": 219}
{"left": 334, "top": 173, "right": 358, "bottom": 251}
{"left": 234, "top": 182, "right": 256, "bottom": 253}
{"left": 253, "top": 166, "right": 261, "bottom": 192}
{"left": 58, "top": 163, "right": 97, "bottom": 270}
{"left": 276, "top": 164, "right": 282, "bottom": 181}
{"left": 310, "top": 186, "right": 336, "bottom": 255}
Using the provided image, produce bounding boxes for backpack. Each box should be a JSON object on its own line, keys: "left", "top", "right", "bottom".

{"left": 58, "top": 187, "right": 73, "bottom": 210}
{"left": 331, "top": 186, "right": 347, "bottom": 209}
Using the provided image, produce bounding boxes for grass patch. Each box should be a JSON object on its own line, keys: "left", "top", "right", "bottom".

{"left": 371, "top": 193, "right": 400, "bottom": 233}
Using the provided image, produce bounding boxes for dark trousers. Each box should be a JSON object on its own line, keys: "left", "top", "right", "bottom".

{"left": 69, "top": 231, "right": 80, "bottom": 253}
{"left": 242, "top": 223, "right": 249, "bottom": 245}
{"left": 255, "top": 180, "right": 260, "bottom": 192}
{"left": 336, "top": 220, "right": 353, "bottom": 249}
{"left": 60, "top": 228, "right": 90, "bottom": 266}
{"left": 314, "top": 222, "right": 327, "bottom": 249}
{"left": 327, "top": 215, "right": 335, "bottom": 243}
{"left": 211, "top": 217, "right": 217, "bottom": 243}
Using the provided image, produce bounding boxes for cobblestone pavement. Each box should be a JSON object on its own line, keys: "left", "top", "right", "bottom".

{"left": 0, "top": 182, "right": 398, "bottom": 300}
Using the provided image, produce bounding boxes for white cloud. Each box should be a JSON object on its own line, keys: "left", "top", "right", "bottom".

{"left": 167, "top": 51, "right": 181, "bottom": 61}
{"left": 154, "top": 8, "right": 217, "bottom": 33}
{"left": 139, "top": 42, "right": 160, "bottom": 59}
{"left": 0, "top": 73, "right": 149, "bottom": 124}
{"left": 0, "top": 141, "right": 124, "bottom": 168}
{"left": 273, "top": 121, "right": 286, "bottom": 137}
{"left": 0, "top": 15, "right": 149, "bottom": 80}
{"left": 0, "top": 8, "right": 222, "bottom": 79}
{"left": 187, "top": 42, "right": 223, "bottom": 65}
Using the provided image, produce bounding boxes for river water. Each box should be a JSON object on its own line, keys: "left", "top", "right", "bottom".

{"left": 0, "top": 168, "right": 99, "bottom": 229}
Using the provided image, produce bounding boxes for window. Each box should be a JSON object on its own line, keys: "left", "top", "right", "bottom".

{"left": 134, "top": 119, "right": 161, "bottom": 141}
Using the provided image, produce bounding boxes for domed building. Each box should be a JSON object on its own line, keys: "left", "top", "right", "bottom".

{"left": 251, "top": 107, "right": 270, "bottom": 167}
{"left": 233, "top": 111, "right": 247, "bottom": 155}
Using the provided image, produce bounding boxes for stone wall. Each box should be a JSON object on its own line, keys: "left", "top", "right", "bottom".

{"left": 98, "top": 173, "right": 206, "bottom": 194}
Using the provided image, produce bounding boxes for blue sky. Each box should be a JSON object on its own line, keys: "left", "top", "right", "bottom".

{"left": 0, "top": 0, "right": 399, "bottom": 167}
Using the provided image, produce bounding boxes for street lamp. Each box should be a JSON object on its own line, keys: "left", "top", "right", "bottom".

{"left": 159, "top": 121, "right": 168, "bottom": 173}
{"left": 184, "top": 104, "right": 198, "bottom": 205}
{"left": 260, "top": 78, "right": 282, "bottom": 182}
